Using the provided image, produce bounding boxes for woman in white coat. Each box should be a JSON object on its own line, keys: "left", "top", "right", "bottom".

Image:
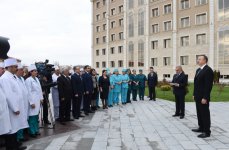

{"left": 25, "top": 64, "right": 43, "bottom": 138}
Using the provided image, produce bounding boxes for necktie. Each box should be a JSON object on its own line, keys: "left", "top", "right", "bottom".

{"left": 196, "top": 68, "right": 202, "bottom": 76}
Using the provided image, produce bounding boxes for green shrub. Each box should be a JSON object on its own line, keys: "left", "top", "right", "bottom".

{"left": 160, "top": 85, "right": 171, "bottom": 91}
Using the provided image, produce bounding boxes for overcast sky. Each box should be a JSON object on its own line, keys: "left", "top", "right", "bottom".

{"left": 0, "top": 0, "right": 92, "bottom": 66}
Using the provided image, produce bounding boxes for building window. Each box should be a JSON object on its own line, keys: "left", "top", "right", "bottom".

{"left": 138, "top": 10, "right": 145, "bottom": 35}
{"left": 129, "top": 0, "right": 134, "bottom": 9}
{"left": 164, "top": 4, "right": 172, "bottom": 14}
{"left": 152, "top": 24, "right": 159, "bottom": 33}
{"left": 103, "top": 24, "right": 106, "bottom": 30}
{"left": 119, "top": 32, "right": 124, "bottom": 40}
{"left": 152, "top": 8, "right": 159, "bottom": 17}
{"left": 103, "top": 36, "right": 106, "bottom": 43}
{"left": 164, "top": 39, "right": 171, "bottom": 48}
{"left": 196, "top": 33, "right": 206, "bottom": 45}
{"left": 164, "top": 21, "right": 172, "bottom": 31}
{"left": 181, "top": 17, "right": 190, "bottom": 28}
{"left": 218, "top": 0, "right": 229, "bottom": 21}
{"left": 181, "top": 0, "right": 190, "bottom": 9}
{"left": 111, "top": 34, "right": 115, "bottom": 41}
{"left": 219, "top": 29, "right": 229, "bottom": 64}
{"left": 96, "top": 14, "right": 100, "bottom": 21}
{"left": 111, "top": 21, "right": 116, "bottom": 28}
{"left": 110, "top": 61, "right": 115, "bottom": 67}
{"left": 151, "top": 41, "right": 158, "bottom": 49}
{"left": 196, "top": 13, "right": 207, "bottom": 25}
{"left": 181, "top": 36, "right": 189, "bottom": 47}
{"left": 103, "top": 0, "right": 106, "bottom": 6}
{"left": 103, "top": 12, "right": 106, "bottom": 18}
{"left": 102, "top": 49, "right": 106, "bottom": 55}
{"left": 128, "top": 13, "right": 134, "bottom": 37}
{"left": 111, "top": 8, "right": 115, "bottom": 15}
{"left": 96, "top": 26, "right": 100, "bottom": 32}
{"left": 163, "top": 74, "right": 171, "bottom": 78}
{"left": 110, "top": 47, "right": 115, "bottom": 54}
{"left": 128, "top": 42, "right": 134, "bottom": 67}
{"left": 96, "top": 2, "right": 100, "bottom": 8}
{"left": 118, "top": 60, "right": 123, "bottom": 67}
{"left": 180, "top": 56, "right": 189, "bottom": 65}
{"left": 96, "top": 50, "right": 99, "bottom": 56}
{"left": 138, "top": 40, "right": 144, "bottom": 67}
{"left": 102, "top": 62, "right": 106, "bottom": 68}
{"left": 118, "top": 46, "right": 123, "bottom": 53}
{"left": 96, "top": 38, "right": 99, "bottom": 44}
{"left": 196, "top": 0, "right": 207, "bottom": 6}
{"left": 138, "top": 0, "right": 145, "bottom": 6}
{"left": 151, "top": 58, "right": 158, "bottom": 66}
{"left": 163, "top": 57, "right": 171, "bottom": 66}
{"left": 119, "top": 19, "right": 124, "bottom": 26}
{"left": 119, "top": 5, "right": 123, "bottom": 13}
{"left": 96, "top": 62, "right": 100, "bottom": 68}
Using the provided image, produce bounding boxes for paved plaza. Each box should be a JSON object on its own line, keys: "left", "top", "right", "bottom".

{"left": 25, "top": 99, "right": 229, "bottom": 150}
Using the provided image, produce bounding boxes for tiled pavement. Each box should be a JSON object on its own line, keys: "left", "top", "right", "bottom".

{"left": 25, "top": 99, "right": 229, "bottom": 150}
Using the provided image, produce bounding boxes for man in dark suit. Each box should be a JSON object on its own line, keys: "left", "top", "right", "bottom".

{"left": 147, "top": 67, "right": 158, "bottom": 101}
{"left": 71, "top": 66, "right": 85, "bottom": 119}
{"left": 82, "top": 65, "right": 94, "bottom": 115}
{"left": 57, "top": 67, "right": 74, "bottom": 125}
{"left": 171, "top": 66, "right": 188, "bottom": 119}
{"left": 192, "top": 55, "right": 214, "bottom": 138}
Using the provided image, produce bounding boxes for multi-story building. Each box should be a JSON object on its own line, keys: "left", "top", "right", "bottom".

{"left": 91, "top": 0, "right": 229, "bottom": 81}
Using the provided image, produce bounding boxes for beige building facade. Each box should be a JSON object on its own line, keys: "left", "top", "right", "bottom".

{"left": 91, "top": 0, "right": 229, "bottom": 81}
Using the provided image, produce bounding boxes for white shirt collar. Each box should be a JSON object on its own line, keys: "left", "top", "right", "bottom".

{"left": 200, "top": 64, "right": 207, "bottom": 70}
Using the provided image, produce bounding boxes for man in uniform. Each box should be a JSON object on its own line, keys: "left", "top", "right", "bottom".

{"left": 147, "top": 67, "right": 158, "bottom": 101}
{"left": 131, "top": 69, "right": 139, "bottom": 101}
{"left": 137, "top": 69, "right": 147, "bottom": 100}
{"left": 52, "top": 66, "right": 60, "bottom": 121}
{"left": 120, "top": 69, "right": 129, "bottom": 104}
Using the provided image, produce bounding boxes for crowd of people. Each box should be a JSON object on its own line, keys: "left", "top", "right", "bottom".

{"left": 0, "top": 55, "right": 214, "bottom": 150}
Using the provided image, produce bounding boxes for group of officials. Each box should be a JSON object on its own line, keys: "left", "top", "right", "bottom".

{"left": 0, "top": 54, "right": 214, "bottom": 150}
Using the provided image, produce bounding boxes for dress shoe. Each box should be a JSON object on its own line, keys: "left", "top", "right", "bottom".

{"left": 19, "top": 138, "right": 29, "bottom": 142}
{"left": 153, "top": 99, "right": 156, "bottom": 101}
{"left": 198, "top": 133, "right": 210, "bottom": 138}
{"left": 74, "top": 117, "right": 79, "bottom": 119}
{"left": 88, "top": 110, "right": 95, "bottom": 113}
{"left": 18, "top": 145, "right": 27, "bottom": 150}
{"left": 44, "top": 120, "right": 51, "bottom": 125}
{"left": 149, "top": 99, "right": 153, "bottom": 101}
{"left": 36, "top": 132, "right": 41, "bottom": 136}
{"left": 172, "top": 114, "right": 180, "bottom": 117}
{"left": 66, "top": 119, "right": 74, "bottom": 121}
{"left": 30, "top": 134, "right": 37, "bottom": 138}
{"left": 180, "top": 116, "right": 184, "bottom": 119}
{"left": 79, "top": 115, "right": 85, "bottom": 118}
{"left": 84, "top": 112, "right": 89, "bottom": 116}
{"left": 192, "top": 128, "right": 203, "bottom": 133}
{"left": 60, "top": 122, "right": 66, "bottom": 125}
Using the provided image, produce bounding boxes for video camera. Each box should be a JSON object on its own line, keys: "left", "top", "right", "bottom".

{"left": 35, "top": 59, "right": 55, "bottom": 83}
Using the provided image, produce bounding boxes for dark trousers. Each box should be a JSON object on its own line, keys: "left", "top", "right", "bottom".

{"left": 148, "top": 86, "right": 156, "bottom": 100}
{"left": 195, "top": 101, "right": 211, "bottom": 134}
{"left": 84, "top": 93, "right": 92, "bottom": 113}
{"left": 175, "top": 94, "right": 185, "bottom": 116}
{"left": 72, "top": 95, "right": 82, "bottom": 117}
{"left": 42, "top": 98, "right": 48, "bottom": 122}
{"left": 5, "top": 133, "right": 18, "bottom": 150}
{"left": 132, "top": 89, "right": 137, "bottom": 100}
{"left": 127, "top": 88, "right": 131, "bottom": 103}
{"left": 139, "top": 87, "right": 145, "bottom": 100}
{"left": 59, "top": 98, "right": 71, "bottom": 121}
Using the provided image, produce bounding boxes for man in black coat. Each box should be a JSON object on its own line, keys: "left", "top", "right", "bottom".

{"left": 71, "top": 66, "right": 85, "bottom": 119}
{"left": 147, "top": 67, "right": 158, "bottom": 101}
{"left": 82, "top": 65, "right": 94, "bottom": 115}
{"left": 192, "top": 55, "right": 214, "bottom": 138}
{"left": 171, "top": 66, "right": 188, "bottom": 119}
{"left": 57, "top": 67, "right": 74, "bottom": 125}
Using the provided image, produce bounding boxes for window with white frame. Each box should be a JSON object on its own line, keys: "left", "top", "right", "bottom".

{"left": 103, "top": 0, "right": 106, "bottom": 6}
{"left": 96, "top": 62, "right": 99, "bottom": 68}
{"left": 96, "top": 38, "right": 99, "bottom": 44}
{"left": 119, "top": 32, "right": 124, "bottom": 40}
{"left": 138, "top": 0, "right": 145, "bottom": 6}
{"left": 103, "top": 24, "right": 106, "bottom": 30}
{"left": 163, "top": 57, "right": 171, "bottom": 66}
{"left": 119, "top": 18, "right": 124, "bottom": 26}
{"left": 111, "top": 8, "right": 116, "bottom": 15}
{"left": 196, "top": 0, "right": 207, "bottom": 6}
{"left": 196, "top": 13, "right": 207, "bottom": 25}
{"left": 152, "top": 8, "right": 159, "bottom": 17}
{"left": 111, "top": 34, "right": 115, "bottom": 41}
{"left": 118, "top": 46, "right": 123, "bottom": 53}
{"left": 151, "top": 58, "right": 158, "bottom": 66}
{"left": 180, "top": 56, "right": 189, "bottom": 65}
{"left": 119, "top": 5, "right": 123, "bottom": 13}
{"left": 181, "top": 0, "right": 190, "bottom": 9}
{"left": 102, "top": 49, "right": 106, "bottom": 55}
{"left": 138, "top": 10, "right": 145, "bottom": 35}
{"left": 164, "top": 39, "right": 171, "bottom": 48}
{"left": 219, "top": 29, "right": 229, "bottom": 64}
{"left": 138, "top": 40, "right": 145, "bottom": 67}
{"left": 181, "top": 36, "right": 189, "bottom": 47}
{"left": 96, "top": 50, "right": 99, "bottom": 56}
{"left": 96, "top": 26, "right": 100, "bottom": 32}
{"left": 110, "top": 47, "right": 115, "bottom": 54}
{"left": 152, "top": 24, "right": 159, "bottom": 33}
{"left": 111, "top": 21, "right": 115, "bottom": 28}
{"left": 164, "top": 4, "right": 172, "bottom": 14}
{"left": 196, "top": 33, "right": 206, "bottom": 45}
{"left": 128, "top": 0, "right": 134, "bottom": 9}
{"left": 96, "top": 14, "right": 100, "bottom": 21}
{"left": 96, "top": 2, "right": 100, "bottom": 8}
{"left": 103, "top": 36, "right": 106, "bottom": 43}
{"left": 164, "top": 21, "right": 172, "bottom": 31}
{"left": 128, "top": 42, "right": 134, "bottom": 67}
{"left": 118, "top": 60, "right": 123, "bottom": 67}
{"left": 181, "top": 17, "right": 190, "bottom": 28}
{"left": 128, "top": 13, "right": 134, "bottom": 37}
{"left": 218, "top": 0, "right": 229, "bottom": 21}
{"left": 103, "top": 12, "right": 106, "bottom": 18}
{"left": 151, "top": 41, "right": 158, "bottom": 49}
{"left": 102, "top": 62, "right": 106, "bottom": 68}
